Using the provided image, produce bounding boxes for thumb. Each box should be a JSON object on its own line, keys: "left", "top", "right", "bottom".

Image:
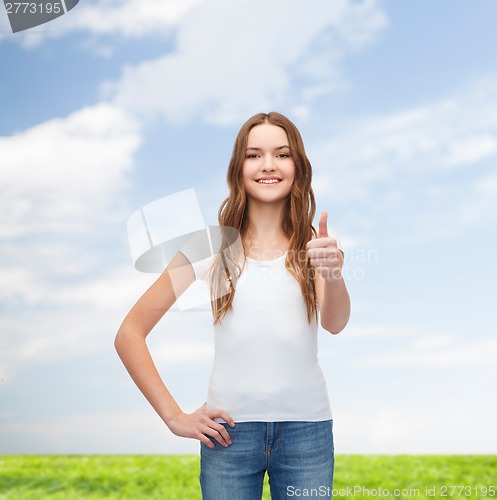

{"left": 318, "top": 211, "right": 329, "bottom": 238}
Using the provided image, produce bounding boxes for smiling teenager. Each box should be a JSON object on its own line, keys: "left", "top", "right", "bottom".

{"left": 115, "top": 112, "right": 351, "bottom": 500}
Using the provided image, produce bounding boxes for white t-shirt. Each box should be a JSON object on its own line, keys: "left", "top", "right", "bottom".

{"left": 184, "top": 236, "right": 343, "bottom": 423}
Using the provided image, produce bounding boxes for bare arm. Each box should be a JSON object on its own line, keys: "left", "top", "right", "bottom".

{"left": 114, "top": 251, "right": 234, "bottom": 448}
{"left": 314, "top": 250, "right": 351, "bottom": 334}
{"left": 307, "top": 211, "right": 351, "bottom": 335}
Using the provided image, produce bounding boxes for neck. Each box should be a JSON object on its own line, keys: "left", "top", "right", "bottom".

{"left": 243, "top": 198, "right": 289, "bottom": 255}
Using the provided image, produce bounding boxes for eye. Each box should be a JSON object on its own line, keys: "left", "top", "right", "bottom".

{"left": 277, "top": 153, "right": 290, "bottom": 158}
{"left": 246, "top": 154, "right": 259, "bottom": 159}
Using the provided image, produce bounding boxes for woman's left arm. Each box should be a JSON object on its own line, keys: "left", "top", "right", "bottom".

{"left": 307, "top": 211, "right": 351, "bottom": 335}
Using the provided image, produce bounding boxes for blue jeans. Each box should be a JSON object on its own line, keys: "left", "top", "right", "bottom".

{"left": 199, "top": 420, "right": 334, "bottom": 499}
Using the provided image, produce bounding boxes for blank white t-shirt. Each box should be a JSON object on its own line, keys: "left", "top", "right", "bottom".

{"left": 184, "top": 236, "right": 343, "bottom": 423}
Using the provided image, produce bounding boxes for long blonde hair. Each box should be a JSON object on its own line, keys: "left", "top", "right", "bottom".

{"left": 209, "top": 112, "right": 318, "bottom": 324}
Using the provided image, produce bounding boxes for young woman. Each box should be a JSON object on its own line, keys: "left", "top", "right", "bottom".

{"left": 115, "top": 112, "right": 350, "bottom": 499}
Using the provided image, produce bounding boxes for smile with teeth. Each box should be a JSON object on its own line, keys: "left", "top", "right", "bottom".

{"left": 256, "top": 179, "right": 282, "bottom": 184}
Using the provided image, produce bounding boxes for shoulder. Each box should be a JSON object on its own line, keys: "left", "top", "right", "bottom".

{"left": 177, "top": 229, "right": 215, "bottom": 281}
{"left": 179, "top": 251, "right": 214, "bottom": 281}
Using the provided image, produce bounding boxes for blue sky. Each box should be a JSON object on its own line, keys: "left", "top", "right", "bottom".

{"left": 1, "top": 0, "right": 496, "bottom": 455}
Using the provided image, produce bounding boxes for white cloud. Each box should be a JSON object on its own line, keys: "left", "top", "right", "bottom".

{"left": 313, "top": 80, "right": 497, "bottom": 202}
{"left": 310, "top": 77, "right": 497, "bottom": 244}
{"left": 0, "top": 101, "right": 149, "bottom": 383}
{"left": 0, "top": 269, "right": 214, "bottom": 383}
{"left": 3, "top": 0, "right": 389, "bottom": 128}
{"left": 0, "top": 260, "right": 152, "bottom": 309}
{"left": 1, "top": 0, "right": 205, "bottom": 47}
{"left": 0, "top": 410, "right": 202, "bottom": 453}
{"left": 4, "top": 405, "right": 496, "bottom": 454}
{"left": 0, "top": 306, "right": 120, "bottom": 379}
{"left": 411, "top": 335, "right": 455, "bottom": 350}
{"left": 321, "top": 323, "right": 497, "bottom": 369}
{"left": 357, "top": 337, "right": 497, "bottom": 368}
{"left": 108, "top": 0, "right": 387, "bottom": 125}
{"left": 460, "top": 167, "right": 497, "bottom": 226}
{"left": 0, "top": 102, "right": 141, "bottom": 238}
{"left": 329, "top": 322, "right": 421, "bottom": 339}
{"left": 66, "top": 0, "right": 204, "bottom": 37}
{"left": 334, "top": 407, "right": 497, "bottom": 453}
{"left": 0, "top": 98, "right": 222, "bottom": 389}
{"left": 0, "top": 7, "right": 10, "bottom": 32}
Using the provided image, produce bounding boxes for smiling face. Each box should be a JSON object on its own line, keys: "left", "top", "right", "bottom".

{"left": 242, "top": 123, "right": 296, "bottom": 205}
{"left": 213, "top": 112, "right": 318, "bottom": 324}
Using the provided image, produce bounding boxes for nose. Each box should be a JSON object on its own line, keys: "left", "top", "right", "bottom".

{"left": 262, "top": 154, "right": 276, "bottom": 172}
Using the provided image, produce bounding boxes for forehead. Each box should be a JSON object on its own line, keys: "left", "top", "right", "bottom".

{"left": 247, "top": 123, "right": 289, "bottom": 147}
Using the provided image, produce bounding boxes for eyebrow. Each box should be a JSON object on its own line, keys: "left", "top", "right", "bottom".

{"left": 246, "top": 145, "right": 290, "bottom": 151}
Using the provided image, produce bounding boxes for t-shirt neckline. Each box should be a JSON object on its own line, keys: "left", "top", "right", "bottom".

{"left": 245, "top": 251, "right": 287, "bottom": 264}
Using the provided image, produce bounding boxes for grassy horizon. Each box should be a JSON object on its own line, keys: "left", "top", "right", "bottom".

{"left": 0, "top": 454, "right": 495, "bottom": 499}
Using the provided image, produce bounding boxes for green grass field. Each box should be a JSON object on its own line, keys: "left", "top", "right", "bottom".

{"left": 0, "top": 455, "right": 495, "bottom": 499}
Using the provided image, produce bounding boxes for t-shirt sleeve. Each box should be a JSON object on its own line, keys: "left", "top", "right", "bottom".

{"left": 175, "top": 228, "right": 213, "bottom": 281}
{"left": 187, "top": 255, "right": 213, "bottom": 281}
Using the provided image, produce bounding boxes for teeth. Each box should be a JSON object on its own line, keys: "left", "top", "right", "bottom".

{"left": 257, "top": 179, "right": 280, "bottom": 184}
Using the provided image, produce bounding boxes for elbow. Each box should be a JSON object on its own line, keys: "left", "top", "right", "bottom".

{"left": 114, "top": 314, "right": 150, "bottom": 357}
{"left": 114, "top": 325, "right": 138, "bottom": 354}
{"left": 322, "top": 324, "right": 346, "bottom": 335}
{"left": 320, "top": 315, "right": 350, "bottom": 335}
{"left": 114, "top": 327, "right": 125, "bottom": 354}
{"left": 324, "top": 327, "right": 340, "bottom": 335}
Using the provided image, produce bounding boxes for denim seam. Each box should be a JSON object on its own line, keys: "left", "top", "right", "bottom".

{"left": 272, "top": 422, "right": 282, "bottom": 452}
{"left": 264, "top": 422, "right": 270, "bottom": 471}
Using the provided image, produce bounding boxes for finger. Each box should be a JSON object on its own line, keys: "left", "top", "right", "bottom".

{"left": 206, "top": 409, "right": 235, "bottom": 427}
{"left": 220, "top": 411, "right": 235, "bottom": 427}
{"left": 318, "top": 211, "right": 329, "bottom": 238}
{"left": 212, "top": 422, "right": 233, "bottom": 446}
{"left": 308, "top": 247, "right": 338, "bottom": 260}
{"left": 203, "top": 423, "right": 231, "bottom": 447}
{"left": 198, "top": 433, "right": 215, "bottom": 449}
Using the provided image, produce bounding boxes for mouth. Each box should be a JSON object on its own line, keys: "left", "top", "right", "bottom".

{"left": 255, "top": 177, "right": 283, "bottom": 185}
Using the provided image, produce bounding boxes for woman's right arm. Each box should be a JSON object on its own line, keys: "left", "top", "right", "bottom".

{"left": 114, "top": 251, "right": 234, "bottom": 448}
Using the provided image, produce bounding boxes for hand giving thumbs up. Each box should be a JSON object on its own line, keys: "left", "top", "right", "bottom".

{"left": 306, "top": 211, "right": 342, "bottom": 281}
